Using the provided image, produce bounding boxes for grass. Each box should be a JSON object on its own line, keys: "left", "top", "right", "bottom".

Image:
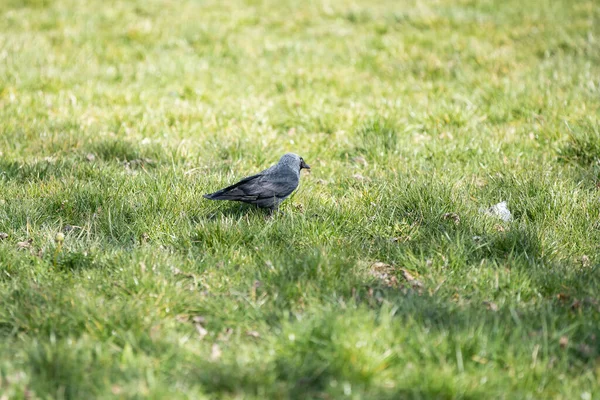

{"left": 0, "top": 0, "right": 599, "bottom": 398}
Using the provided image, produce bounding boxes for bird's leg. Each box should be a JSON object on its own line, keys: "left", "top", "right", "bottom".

{"left": 264, "top": 206, "right": 276, "bottom": 219}
{"left": 266, "top": 206, "right": 284, "bottom": 218}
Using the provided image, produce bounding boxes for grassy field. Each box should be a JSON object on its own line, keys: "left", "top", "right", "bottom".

{"left": 1, "top": 0, "right": 599, "bottom": 398}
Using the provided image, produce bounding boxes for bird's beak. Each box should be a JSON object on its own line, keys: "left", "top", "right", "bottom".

{"left": 300, "top": 160, "right": 310, "bottom": 170}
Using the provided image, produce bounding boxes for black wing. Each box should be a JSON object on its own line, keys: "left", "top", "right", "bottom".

{"left": 203, "top": 173, "right": 264, "bottom": 201}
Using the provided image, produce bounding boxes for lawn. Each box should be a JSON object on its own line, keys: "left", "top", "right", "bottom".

{"left": 1, "top": 0, "right": 599, "bottom": 398}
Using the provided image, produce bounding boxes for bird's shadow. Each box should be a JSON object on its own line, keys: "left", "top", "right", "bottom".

{"left": 194, "top": 203, "right": 273, "bottom": 222}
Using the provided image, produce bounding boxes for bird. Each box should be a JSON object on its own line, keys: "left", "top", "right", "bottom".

{"left": 203, "top": 153, "right": 310, "bottom": 211}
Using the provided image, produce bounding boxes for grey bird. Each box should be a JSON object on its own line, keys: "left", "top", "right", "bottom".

{"left": 203, "top": 153, "right": 310, "bottom": 211}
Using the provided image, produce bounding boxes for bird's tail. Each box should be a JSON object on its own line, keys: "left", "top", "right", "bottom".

{"left": 203, "top": 188, "right": 233, "bottom": 200}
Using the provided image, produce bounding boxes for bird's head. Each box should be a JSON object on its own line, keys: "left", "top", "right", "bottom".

{"left": 280, "top": 153, "right": 310, "bottom": 172}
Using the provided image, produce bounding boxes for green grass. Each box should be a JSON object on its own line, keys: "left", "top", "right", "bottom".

{"left": 1, "top": 0, "right": 599, "bottom": 398}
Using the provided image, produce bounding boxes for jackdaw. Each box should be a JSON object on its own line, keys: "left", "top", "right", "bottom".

{"left": 203, "top": 153, "right": 310, "bottom": 211}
